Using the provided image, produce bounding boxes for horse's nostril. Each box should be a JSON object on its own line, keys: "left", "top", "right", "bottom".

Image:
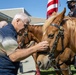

{"left": 37, "top": 61, "right": 41, "bottom": 66}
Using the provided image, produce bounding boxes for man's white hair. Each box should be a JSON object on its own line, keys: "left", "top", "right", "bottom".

{"left": 12, "top": 12, "right": 31, "bottom": 23}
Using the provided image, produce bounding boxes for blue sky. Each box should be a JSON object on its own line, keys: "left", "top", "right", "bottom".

{"left": 0, "top": 0, "right": 69, "bottom": 18}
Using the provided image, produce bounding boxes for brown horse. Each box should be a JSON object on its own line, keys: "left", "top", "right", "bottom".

{"left": 17, "top": 25, "right": 43, "bottom": 75}
{"left": 17, "top": 8, "right": 76, "bottom": 75}
{"left": 37, "top": 8, "right": 76, "bottom": 75}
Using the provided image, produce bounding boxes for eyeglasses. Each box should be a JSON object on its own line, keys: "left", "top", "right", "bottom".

{"left": 20, "top": 19, "right": 29, "bottom": 28}
{"left": 20, "top": 19, "right": 29, "bottom": 25}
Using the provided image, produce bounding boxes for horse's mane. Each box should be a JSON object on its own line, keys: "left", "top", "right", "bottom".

{"left": 28, "top": 24, "right": 43, "bottom": 33}
{"left": 65, "top": 17, "right": 76, "bottom": 46}
{"left": 42, "top": 14, "right": 57, "bottom": 33}
{"left": 27, "top": 25, "right": 43, "bottom": 42}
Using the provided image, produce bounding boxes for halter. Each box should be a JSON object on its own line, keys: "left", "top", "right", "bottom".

{"left": 17, "top": 25, "right": 31, "bottom": 48}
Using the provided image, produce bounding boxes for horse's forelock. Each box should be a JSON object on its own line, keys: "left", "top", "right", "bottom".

{"left": 42, "top": 15, "right": 57, "bottom": 33}
{"left": 42, "top": 8, "right": 66, "bottom": 34}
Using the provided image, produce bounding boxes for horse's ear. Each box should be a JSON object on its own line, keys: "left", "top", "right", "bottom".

{"left": 51, "top": 12, "right": 57, "bottom": 16}
{"left": 42, "top": 8, "right": 66, "bottom": 32}
{"left": 53, "top": 8, "right": 66, "bottom": 25}
{"left": 42, "top": 13, "right": 57, "bottom": 32}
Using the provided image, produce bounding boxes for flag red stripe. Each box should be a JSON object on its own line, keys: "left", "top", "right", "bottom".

{"left": 47, "top": 0, "right": 58, "bottom": 18}
{"left": 47, "top": 0, "right": 58, "bottom": 7}
{"left": 47, "top": 8, "right": 58, "bottom": 16}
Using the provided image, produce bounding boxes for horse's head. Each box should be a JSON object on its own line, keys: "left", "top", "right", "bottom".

{"left": 17, "top": 24, "right": 42, "bottom": 48}
{"left": 17, "top": 25, "right": 33, "bottom": 48}
{"left": 37, "top": 8, "right": 69, "bottom": 70}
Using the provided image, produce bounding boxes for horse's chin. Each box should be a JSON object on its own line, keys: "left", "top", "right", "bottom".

{"left": 39, "top": 62, "right": 51, "bottom": 70}
{"left": 38, "top": 55, "right": 51, "bottom": 70}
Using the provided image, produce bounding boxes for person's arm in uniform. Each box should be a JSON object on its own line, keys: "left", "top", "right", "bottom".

{"left": 73, "top": 9, "right": 76, "bottom": 17}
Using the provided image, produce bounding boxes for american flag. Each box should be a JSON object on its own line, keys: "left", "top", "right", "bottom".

{"left": 47, "top": 0, "right": 58, "bottom": 18}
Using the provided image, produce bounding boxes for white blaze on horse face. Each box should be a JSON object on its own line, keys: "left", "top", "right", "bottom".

{"left": 43, "top": 31, "right": 46, "bottom": 36}
{"left": 43, "top": 55, "right": 51, "bottom": 69}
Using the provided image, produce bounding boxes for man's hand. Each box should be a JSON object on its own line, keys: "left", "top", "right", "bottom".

{"left": 34, "top": 41, "right": 49, "bottom": 52}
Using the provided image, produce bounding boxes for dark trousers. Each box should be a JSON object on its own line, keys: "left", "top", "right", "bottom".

{"left": 0, "top": 54, "right": 20, "bottom": 75}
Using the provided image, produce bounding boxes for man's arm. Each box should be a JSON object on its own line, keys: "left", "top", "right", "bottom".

{"left": 9, "top": 41, "right": 49, "bottom": 62}
{"left": 73, "top": 9, "right": 76, "bottom": 17}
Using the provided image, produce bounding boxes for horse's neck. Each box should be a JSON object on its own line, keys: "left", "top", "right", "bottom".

{"left": 28, "top": 25, "right": 43, "bottom": 41}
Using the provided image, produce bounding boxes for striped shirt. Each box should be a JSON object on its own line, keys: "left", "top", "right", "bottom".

{"left": 0, "top": 23, "right": 18, "bottom": 55}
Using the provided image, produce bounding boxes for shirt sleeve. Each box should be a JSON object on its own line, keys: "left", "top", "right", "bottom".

{"left": 2, "top": 37, "right": 18, "bottom": 55}
{"left": 0, "top": 34, "right": 7, "bottom": 54}
{"left": 0, "top": 24, "right": 18, "bottom": 55}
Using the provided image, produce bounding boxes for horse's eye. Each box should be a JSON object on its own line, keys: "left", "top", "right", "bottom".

{"left": 48, "top": 34, "right": 54, "bottom": 39}
{"left": 24, "top": 31, "right": 28, "bottom": 36}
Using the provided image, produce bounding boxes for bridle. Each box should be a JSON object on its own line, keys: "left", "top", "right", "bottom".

{"left": 49, "top": 23, "right": 64, "bottom": 58}
{"left": 17, "top": 24, "right": 41, "bottom": 49}
{"left": 47, "top": 23, "right": 71, "bottom": 75}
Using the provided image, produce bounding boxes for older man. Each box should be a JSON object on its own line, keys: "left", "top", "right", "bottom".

{"left": 0, "top": 12, "right": 49, "bottom": 75}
